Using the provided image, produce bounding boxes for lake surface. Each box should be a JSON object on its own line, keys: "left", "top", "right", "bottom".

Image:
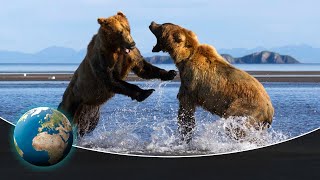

{"left": 1, "top": 63, "right": 320, "bottom": 73}
{"left": 0, "top": 81, "right": 319, "bottom": 155}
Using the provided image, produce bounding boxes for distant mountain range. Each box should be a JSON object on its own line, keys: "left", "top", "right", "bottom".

{"left": 145, "top": 51, "right": 299, "bottom": 64}
{"left": 218, "top": 44, "right": 320, "bottom": 63}
{"left": 145, "top": 56, "right": 173, "bottom": 64}
{"left": 0, "top": 46, "right": 86, "bottom": 63}
{"left": 0, "top": 44, "right": 318, "bottom": 63}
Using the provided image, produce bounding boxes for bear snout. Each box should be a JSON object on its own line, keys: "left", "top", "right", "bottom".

{"left": 149, "top": 21, "right": 160, "bottom": 34}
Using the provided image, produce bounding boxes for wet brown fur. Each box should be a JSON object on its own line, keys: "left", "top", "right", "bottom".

{"left": 149, "top": 22, "right": 274, "bottom": 141}
{"left": 58, "top": 13, "right": 176, "bottom": 136}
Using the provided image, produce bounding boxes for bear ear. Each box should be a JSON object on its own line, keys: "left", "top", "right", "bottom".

{"left": 173, "top": 32, "right": 186, "bottom": 43}
{"left": 117, "top": 11, "right": 126, "bottom": 17}
{"left": 97, "top": 18, "right": 105, "bottom": 25}
{"left": 188, "top": 30, "right": 198, "bottom": 40}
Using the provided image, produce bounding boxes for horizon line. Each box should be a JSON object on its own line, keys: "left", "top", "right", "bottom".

{"left": 0, "top": 43, "right": 319, "bottom": 54}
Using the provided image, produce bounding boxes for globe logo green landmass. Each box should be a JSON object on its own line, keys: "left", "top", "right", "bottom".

{"left": 13, "top": 107, "right": 73, "bottom": 166}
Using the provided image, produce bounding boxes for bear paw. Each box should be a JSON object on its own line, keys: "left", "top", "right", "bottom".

{"left": 133, "top": 89, "right": 155, "bottom": 102}
{"left": 161, "top": 70, "right": 177, "bottom": 81}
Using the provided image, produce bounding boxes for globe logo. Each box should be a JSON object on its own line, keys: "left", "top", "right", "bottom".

{"left": 13, "top": 107, "right": 73, "bottom": 166}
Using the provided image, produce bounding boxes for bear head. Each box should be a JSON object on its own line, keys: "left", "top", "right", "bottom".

{"left": 97, "top": 12, "right": 136, "bottom": 53}
{"left": 149, "top": 21, "right": 199, "bottom": 63}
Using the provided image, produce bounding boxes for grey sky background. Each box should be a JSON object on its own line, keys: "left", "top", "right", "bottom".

{"left": 0, "top": 0, "right": 319, "bottom": 54}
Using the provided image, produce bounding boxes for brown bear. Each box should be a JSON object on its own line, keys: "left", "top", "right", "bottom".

{"left": 58, "top": 12, "right": 177, "bottom": 136}
{"left": 149, "top": 21, "right": 274, "bottom": 142}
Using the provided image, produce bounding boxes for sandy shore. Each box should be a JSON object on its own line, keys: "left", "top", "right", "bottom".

{"left": 1, "top": 71, "right": 320, "bottom": 82}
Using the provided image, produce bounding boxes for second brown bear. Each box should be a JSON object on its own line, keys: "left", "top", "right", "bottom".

{"left": 149, "top": 21, "right": 274, "bottom": 142}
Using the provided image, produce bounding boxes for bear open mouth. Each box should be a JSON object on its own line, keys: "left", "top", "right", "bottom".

{"left": 124, "top": 43, "right": 135, "bottom": 54}
{"left": 152, "top": 43, "right": 162, "bottom": 52}
{"left": 124, "top": 46, "right": 135, "bottom": 54}
{"left": 125, "top": 48, "right": 131, "bottom": 54}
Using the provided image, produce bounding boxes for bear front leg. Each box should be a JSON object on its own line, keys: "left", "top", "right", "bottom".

{"left": 132, "top": 59, "right": 177, "bottom": 81}
{"left": 92, "top": 61, "right": 155, "bottom": 102}
{"left": 112, "top": 80, "right": 155, "bottom": 102}
{"left": 177, "top": 94, "right": 196, "bottom": 143}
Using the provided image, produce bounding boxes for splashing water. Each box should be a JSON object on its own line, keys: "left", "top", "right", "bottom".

{"left": 77, "top": 81, "right": 289, "bottom": 156}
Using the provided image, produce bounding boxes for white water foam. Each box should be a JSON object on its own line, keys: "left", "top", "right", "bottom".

{"left": 77, "top": 81, "right": 289, "bottom": 156}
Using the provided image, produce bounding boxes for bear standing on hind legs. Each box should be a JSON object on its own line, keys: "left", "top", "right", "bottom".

{"left": 149, "top": 21, "right": 274, "bottom": 142}
{"left": 58, "top": 12, "right": 177, "bottom": 136}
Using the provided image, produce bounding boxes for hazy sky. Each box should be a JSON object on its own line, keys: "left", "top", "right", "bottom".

{"left": 0, "top": 0, "right": 319, "bottom": 53}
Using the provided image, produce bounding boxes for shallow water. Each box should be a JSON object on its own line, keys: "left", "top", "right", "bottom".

{"left": 0, "top": 81, "right": 319, "bottom": 155}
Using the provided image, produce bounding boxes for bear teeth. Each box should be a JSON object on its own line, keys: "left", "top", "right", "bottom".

{"left": 125, "top": 49, "right": 130, "bottom": 53}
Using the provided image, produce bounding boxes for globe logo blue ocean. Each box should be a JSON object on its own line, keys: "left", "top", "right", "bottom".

{"left": 13, "top": 107, "right": 73, "bottom": 166}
